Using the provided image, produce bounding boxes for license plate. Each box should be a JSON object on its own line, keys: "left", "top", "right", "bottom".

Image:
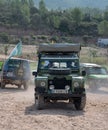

{"left": 52, "top": 89, "right": 68, "bottom": 93}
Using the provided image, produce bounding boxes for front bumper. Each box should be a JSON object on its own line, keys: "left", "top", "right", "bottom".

{"left": 2, "top": 78, "right": 28, "bottom": 85}
{"left": 35, "top": 87, "right": 86, "bottom": 100}
{"left": 35, "top": 93, "right": 86, "bottom": 100}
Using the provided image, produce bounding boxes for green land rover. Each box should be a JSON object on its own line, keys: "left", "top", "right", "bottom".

{"left": 32, "top": 43, "right": 86, "bottom": 110}
{"left": 80, "top": 63, "right": 108, "bottom": 90}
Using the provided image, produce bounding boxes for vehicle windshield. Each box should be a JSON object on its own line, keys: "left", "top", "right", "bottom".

{"left": 39, "top": 58, "right": 79, "bottom": 70}
{"left": 87, "top": 67, "right": 107, "bottom": 75}
{"left": 3, "top": 59, "right": 29, "bottom": 71}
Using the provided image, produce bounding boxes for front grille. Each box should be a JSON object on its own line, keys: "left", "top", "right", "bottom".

{"left": 48, "top": 77, "right": 71, "bottom": 89}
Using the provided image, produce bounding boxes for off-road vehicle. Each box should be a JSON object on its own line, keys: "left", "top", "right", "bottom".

{"left": 0, "top": 58, "right": 31, "bottom": 90}
{"left": 32, "top": 43, "right": 86, "bottom": 110}
{"left": 0, "top": 61, "right": 3, "bottom": 86}
{"left": 80, "top": 63, "right": 108, "bottom": 90}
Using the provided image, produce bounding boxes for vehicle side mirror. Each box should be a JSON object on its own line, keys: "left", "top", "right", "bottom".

{"left": 82, "top": 70, "right": 86, "bottom": 76}
{"left": 32, "top": 71, "right": 37, "bottom": 77}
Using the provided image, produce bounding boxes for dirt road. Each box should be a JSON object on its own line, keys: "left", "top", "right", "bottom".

{"left": 0, "top": 84, "right": 108, "bottom": 130}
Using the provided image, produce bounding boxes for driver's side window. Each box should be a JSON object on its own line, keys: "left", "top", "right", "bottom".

{"left": 40, "top": 60, "right": 50, "bottom": 69}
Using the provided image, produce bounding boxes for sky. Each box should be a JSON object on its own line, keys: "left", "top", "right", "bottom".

{"left": 34, "top": 0, "right": 108, "bottom": 10}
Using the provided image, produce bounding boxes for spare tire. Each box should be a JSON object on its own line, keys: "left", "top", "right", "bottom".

{"left": 49, "top": 68, "right": 71, "bottom": 75}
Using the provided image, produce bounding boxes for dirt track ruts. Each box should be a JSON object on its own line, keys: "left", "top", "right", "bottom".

{"left": 0, "top": 84, "right": 108, "bottom": 130}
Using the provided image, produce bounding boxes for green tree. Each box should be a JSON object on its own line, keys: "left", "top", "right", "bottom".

{"left": 83, "top": 13, "right": 91, "bottom": 22}
{"left": 39, "top": 0, "right": 48, "bottom": 17}
{"left": 21, "top": 1, "right": 30, "bottom": 25}
{"left": 9, "top": 0, "right": 31, "bottom": 28}
{"left": 0, "top": 32, "right": 9, "bottom": 43}
{"left": 104, "top": 11, "right": 108, "bottom": 21}
{"left": 30, "top": 13, "right": 42, "bottom": 29}
{"left": 38, "top": 0, "right": 49, "bottom": 27}
{"left": 98, "top": 20, "right": 108, "bottom": 36}
{"left": 72, "top": 8, "right": 82, "bottom": 25}
{"left": 47, "top": 11, "right": 60, "bottom": 29}
{"left": 59, "top": 17, "right": 69, "bottom": 32}
{"left": 28, "top": 0, "right": 34, "bottom": 7}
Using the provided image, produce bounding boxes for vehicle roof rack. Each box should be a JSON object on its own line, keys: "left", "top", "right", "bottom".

{"left": 38, "top": 43, "right": 81, "bottom": 53}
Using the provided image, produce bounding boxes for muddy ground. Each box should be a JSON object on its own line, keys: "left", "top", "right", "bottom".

{"left": 0, "top": 82, "right": 108, "bottom": 130}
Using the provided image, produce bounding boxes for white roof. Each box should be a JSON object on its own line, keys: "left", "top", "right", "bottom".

{"left": 80, "top": 63, "right": 101, "bottom": 67}
{"left": 7, "top": 57, "right": 36, "bottom": 63}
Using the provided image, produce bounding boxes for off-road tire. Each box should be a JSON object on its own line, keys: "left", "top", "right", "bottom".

{"left": 35, "top": 94, "right": 45, "bottom": 110}
{"left": 18, "top": 85, "right": 22, "bottom": 89}
{"left": 23, "top": 82, "right": 28, "bottom": 90}
{"left": 1, "top": 82, "right": 5, "bottom": 89}
{"left": 74, "top": 96, "right": 86, "bottom": 110}
{"left": 51, "top": 99, "right": 57, "bottom": 103}
{"left": 88, "top": 80, "right": 98, "bottom": 91}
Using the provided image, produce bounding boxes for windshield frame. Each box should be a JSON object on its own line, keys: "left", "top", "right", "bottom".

{"left": 38, "top": 57, "right": 79, "bottom": 71}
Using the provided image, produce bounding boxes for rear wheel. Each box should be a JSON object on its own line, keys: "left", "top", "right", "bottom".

{"left": 23, "top": 82, "right": 28, "bottom": 90}
{"left": 18, "top": 85, "right": 22, "bottom": 89}
{"left": 35, "top": 94, "right": 45, "bottom": 110}
{"left": 51, "top": 99, "right": 57, "bottom": 103}
{"left": 74, "top": 96, "right": 86, "bottom": 110}
{"left": 1, "top": 82, "right": 5, "bottom": 89}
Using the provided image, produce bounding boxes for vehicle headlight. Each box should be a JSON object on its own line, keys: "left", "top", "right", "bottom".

{"left": 49, "top": 85, "right": 55, "bottom": 90}
{"left": 73, "top": 82, "right": 79, "bottom": 87}
{"left": 65, "top": 85, "right": 70, "bottom": 90}
{"left": 40, "top": 81, "right": 46, "bottom": 87}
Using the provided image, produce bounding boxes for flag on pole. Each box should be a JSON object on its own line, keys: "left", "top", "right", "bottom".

{"left": 8, "top": 41, "right": 22, "bottom": 59}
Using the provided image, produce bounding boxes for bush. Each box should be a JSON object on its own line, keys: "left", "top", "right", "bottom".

{"left": 37, "top": 35, "right": 48, "bottom": 40}
{"left": 0, "top": 32, "right": 9, "bottom": 43}
{"left": 50, "top": 36, "right": 59, "bottom": 43}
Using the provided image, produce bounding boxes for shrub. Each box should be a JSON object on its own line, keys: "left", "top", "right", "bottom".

{"left": 50, "top": 36, "right": 59, "bottom": 43}
{"left": 0, "top": 32, "right": 9, "bottom": 43}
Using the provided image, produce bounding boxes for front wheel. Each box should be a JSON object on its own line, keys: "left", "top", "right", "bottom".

{"left": 88, "top": 80, "right": 97, "bottom": 91}
{"left": 74, "top": 96, "right": 86, "bottom": 110}
{"left": 35, "top": 94, "right": 45, "bottom": 110}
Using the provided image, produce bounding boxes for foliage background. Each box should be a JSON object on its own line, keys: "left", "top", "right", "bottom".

{"left": 0, "top": 0, "right": 108, "bottom": 43}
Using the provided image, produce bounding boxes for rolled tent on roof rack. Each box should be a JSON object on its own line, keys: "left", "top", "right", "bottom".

{"left": 38, "top": 43, "right": 81, "bottom": 53}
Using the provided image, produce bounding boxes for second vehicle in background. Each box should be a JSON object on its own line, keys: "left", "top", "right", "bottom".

{"left": 80, "top": 63, "right": 108, "bottom": 90}
{"left": 0, "top": 58, "right": 31, "bottom": 90}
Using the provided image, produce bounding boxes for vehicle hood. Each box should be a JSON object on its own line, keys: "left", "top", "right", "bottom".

{"left": 87, "top": 74, "right": 108, "bottom": 79}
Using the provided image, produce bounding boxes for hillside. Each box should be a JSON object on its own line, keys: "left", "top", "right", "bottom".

{"left": 35, "top": 0, "right": 108, "bottom": 9}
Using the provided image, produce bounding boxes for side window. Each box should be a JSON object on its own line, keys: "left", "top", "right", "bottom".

{"left": 71, "top": 61, "right": 78, "bottom": 68}
{"left": 71, "top": 62, "right": 76, "bottom": 67}
{"left": 40, "top": 60, "right": 50, "bottom": 69}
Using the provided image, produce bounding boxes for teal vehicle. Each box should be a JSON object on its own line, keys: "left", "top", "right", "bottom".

{"left": 0, "top": 58, "right": 31, "bottom": 90}
{"left": 0, "top": 61, "right": 4, "bottom": 86}
{"left": 80, "top": 63, "right": 108, "bottom": 90}
{"left": 32, "top": 43, "right": 86, "bottom": 110}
